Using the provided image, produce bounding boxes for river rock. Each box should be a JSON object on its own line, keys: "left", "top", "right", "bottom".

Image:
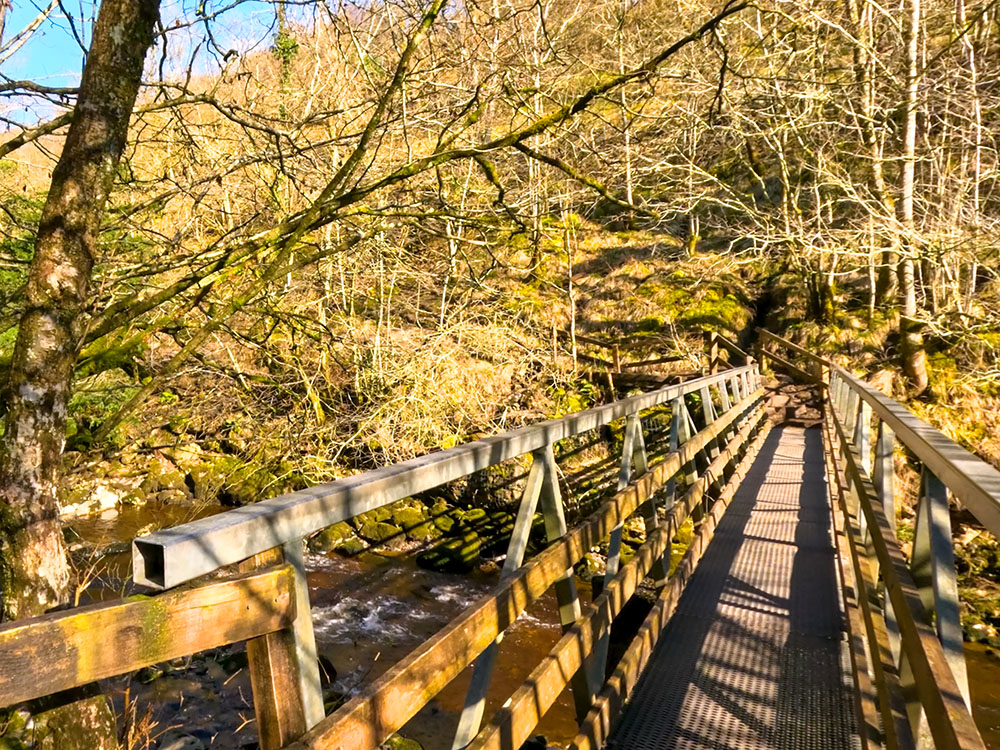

{"left": 459, "top": 457, "right": 531, "bottom": 510}
{"left": 390, "top": 501, "right": 427, "bottom": 528}
{"left": 310, "top": 522, "right": 368, "bottom": 554}
{"left": 416, "top": 532, "right": 481, "bottom": 572}
{"left": 358, "top": 521, "right": 403, "bottom": 544}
{"left": 406, "top": 521, "right": 442, "bottom": 541}
{"left": 432, "top": 512, "right": 457, "bottom": 533}
{"left": 351, "top": 507, "right": 391, "bottom": 530}
{"left": 159, "top": 732, "right": 206, "bottom": 750}
{"left": 574, "top": 551, "right": 604, "bottom": 581}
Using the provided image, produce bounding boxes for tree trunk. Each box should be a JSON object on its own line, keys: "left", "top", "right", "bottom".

{"left": 0, "top": 0, "right": 159, "bottom": 744}
{"left": 898, "top": 0, "right": 929, "bottom": 394}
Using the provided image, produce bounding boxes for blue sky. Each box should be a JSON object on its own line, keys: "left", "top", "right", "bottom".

{"left": 3, "top": 0, "right": 285, "bottom": 124}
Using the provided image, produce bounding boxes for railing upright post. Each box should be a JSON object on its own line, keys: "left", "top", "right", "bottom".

{"left": 538, "top": 443, "right": 599, "bottom": 721}
{"left": 855, "top": 400, "right": 872, "bottom": 474}
{"left": 873, "top": 420, "right": 895, "bottom": 531}
{"left": 240, "top": 541, "right": 324, "bottom": 750}
{"left": 631, "top": 415, "right": 668, "bottom": 589}
{"left": 912, "top": 467, "right": 969, "bottom": 706}
{"left": 756, "top": 339, "right": 769, "bottom": 375}
{"left": 676, "top": 396, "right": 701, "bottom": 522}
{"left": 730, "top": 373, "right": 743, "bottom": 402}
{"left": 706, "top": 331, "right": 719, "bottom": 374}
{"left": 591, "top": 411, "right": 651, "bottom": 696}
{"left": 845, "top": 387, "right": 860, "bottom": 439}
{"left": 700, "top": 385, "right": 720, "bottom": 460}
{"left": 832, "top": 374, "right": 845, "bottom": 420}
{"left": 717, "top": 377, "right": 732, "bottom": 413}
{"left": 872, "top": 419, "right": 900, "bottom": 663}
{"left": 453, "top": 447, "right": 554, "bottom": 747}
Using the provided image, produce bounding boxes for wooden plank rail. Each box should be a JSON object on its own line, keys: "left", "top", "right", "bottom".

{"left": 828, "top": 397, "right": 984, "bottom": 750}
{"left": 0, "top": 566, "right": 296, "bottom": 708}
{"left": 752, "top": 329, "right": 822, "bottom": 384}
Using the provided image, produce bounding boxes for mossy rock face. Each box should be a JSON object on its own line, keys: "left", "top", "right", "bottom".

{"left": 358, "top": 521, "right": 402, "bottom": 544}
{"left": 139, "top": 456, "right": 190, "bottom": 499}
{"left": 417, "top": 532, "right": 481, "bottom": 573}
{"left": 30, "top": 693, "right": 118, "bottom": 750}
{"left": 460, "top": 459, "right": 530, "bottom": 510}
{"left": 458, "top": 507, "right": 488, "bottom": 528}
{"left": 622, "top": 517, "right": 646, "bottom": 547}
{"left": 187, "top": 455, "right": 278, "bottom": 506}
{"left": 433, "top": 512, "right": 459, "bottom": 533}
{"left": 0, "top": 709, "right": 29, "bottom": 750}
{"left": 479, "top": 513, "right": 516, "bottom": 556}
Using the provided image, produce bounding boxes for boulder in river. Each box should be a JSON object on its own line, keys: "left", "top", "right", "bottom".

{"left": 416, "top": 532, "right": 481, "bottom": 572}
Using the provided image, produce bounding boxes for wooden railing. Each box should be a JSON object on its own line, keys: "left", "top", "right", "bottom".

{"left": 0, "top": 363, "right": 768, "bottom": 750}
{"left": 760, "top": 329, "right": 994, "bottom": 750}
{"left": 705, "top": 330, "right": 752, "bottom": 373}
{"left": 755, "top": 328, "right": 823, "bottom": 384}
{"left": 562, "top": 330, "right": 690, "bottom": 373}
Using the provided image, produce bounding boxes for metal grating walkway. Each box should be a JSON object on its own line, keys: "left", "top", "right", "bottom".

{"left": 605, "top": 426, "right": 858, "bottom": 750}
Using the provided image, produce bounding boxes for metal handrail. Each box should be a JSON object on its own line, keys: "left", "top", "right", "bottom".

{"left": 133, "top": 365, "right": 756, "bottom": 589}
{"left": 761, "top": 328, "right": 993, "bottom": 750}
{"left": 832, "top": 365, "right": 1000, "bottom": 535}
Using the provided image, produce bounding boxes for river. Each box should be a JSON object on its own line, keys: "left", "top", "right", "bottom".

{"left": 70, "top": 503, "right": 585, "bottom": 749}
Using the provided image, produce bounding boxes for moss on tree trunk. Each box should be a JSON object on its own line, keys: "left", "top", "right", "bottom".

{"left": 0, "top": 0, "right": 161, "bottom": 744}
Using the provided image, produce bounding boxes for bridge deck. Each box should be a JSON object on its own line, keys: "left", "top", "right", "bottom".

{"left": 606, "top": 425, "right": 858, "bottom": 750}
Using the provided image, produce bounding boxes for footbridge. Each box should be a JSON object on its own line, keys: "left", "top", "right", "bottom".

{"left": 0, "top": 329, "right": 996, "bottom": 750}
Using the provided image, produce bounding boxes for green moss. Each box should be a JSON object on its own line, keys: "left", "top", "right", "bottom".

{"left": 416, "top": 532, "right": 481, "bottom": 572}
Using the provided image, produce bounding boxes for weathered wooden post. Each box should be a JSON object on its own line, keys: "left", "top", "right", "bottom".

{"left": 705, "top": 331, "right": 719, "bottom": 374}
{"left": 239, "top": 542, "right": 324, "bottom": 750}
{"left": 612, "top": 343, "right": 622, "bottom": 373}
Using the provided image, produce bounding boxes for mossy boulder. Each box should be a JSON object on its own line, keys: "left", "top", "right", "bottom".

{"left": 622, "top": 517, "right": 646, "bottom": 548}
{"left": 458, "top": 507, "right": 488, "bottom": 528}
{"left": 391, "top": 502, "right": 428, "bottom": 529}
{"left": 310, "top": 522, "right": 369, "bottom": 555}
{"left": 186, "top": 455, "right": 278, "bottom": 506}
{"left": 351, "top": 507, "right": 391, "bottom": 531}
{"left": 406, "top": 521, "right": 442, "bottom": 541}
{"left": 459, "top": 457, "right": 532, "bottom": 510}
{"left": 432, "top": 510, "right": 460, "bottom": 533}
{"left": 574, "top": 552, "right": 604, "bottom": 581}
{"left": 417, "top": 532, "right": 481, "bottom": 573}
{"left": 358, "top": 521, "right": 403, "bottom": 544}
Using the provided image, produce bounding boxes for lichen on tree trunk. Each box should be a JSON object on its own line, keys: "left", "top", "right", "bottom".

{"left": 0, "top": 0, "right": 160, "bottom": 744}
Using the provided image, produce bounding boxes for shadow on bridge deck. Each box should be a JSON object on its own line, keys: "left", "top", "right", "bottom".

{"left": 605, "top": 425, "right": 858, "bottom": 750}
